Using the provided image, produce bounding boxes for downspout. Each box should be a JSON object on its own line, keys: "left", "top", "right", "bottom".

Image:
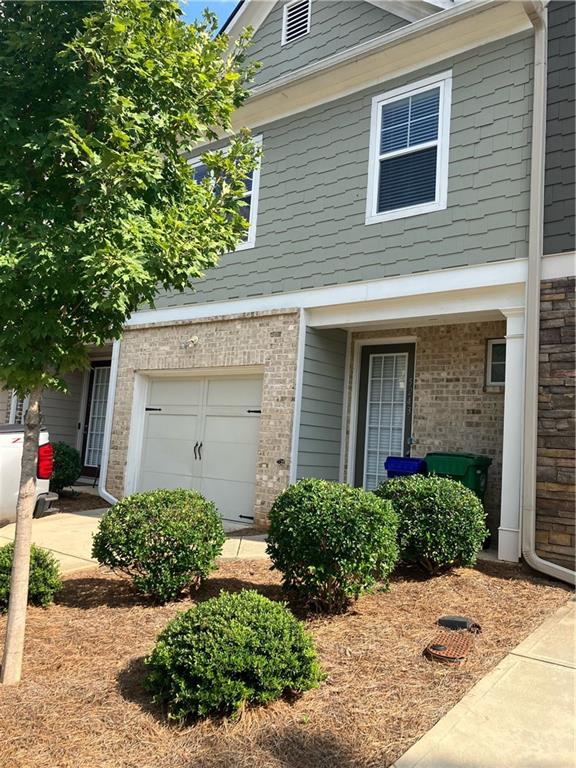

{"left": 97, "top": 338, "right": 120, "bottom": 506}
{"left": 521, "top": 2, "right": 575, "bottom": 585}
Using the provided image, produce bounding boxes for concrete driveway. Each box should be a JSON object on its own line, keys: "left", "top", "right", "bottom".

{"left": 0, "top": 510, "right": 105, "bottom": 573}
{"left": 0, "top": 510, "right": 268, "bottom": 573}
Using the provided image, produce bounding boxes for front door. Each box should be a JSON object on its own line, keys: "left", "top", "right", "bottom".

{"left": 354, "top": 344, "right": 415, "bottom": 490}
{"left": 81, "top": 361, "right": 111, "bottom": 476}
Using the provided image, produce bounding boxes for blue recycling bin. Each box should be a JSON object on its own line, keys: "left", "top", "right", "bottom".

{"left": 384, "top": 456, "right": 427, "bottom": 479}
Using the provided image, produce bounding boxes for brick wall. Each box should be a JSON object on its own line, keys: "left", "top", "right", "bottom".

{"left": 536, "top": 276, "right": 575, "bottom": 569}
{"left": 106, "top": 310, "right": 300, "bottom": 528}
{"left": 345, "top": 320, "right": 506, "bottom": 538}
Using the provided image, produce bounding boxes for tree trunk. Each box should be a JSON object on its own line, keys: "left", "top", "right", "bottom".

{"left": 1, "top": 387, "right": 43, "bottom": 685}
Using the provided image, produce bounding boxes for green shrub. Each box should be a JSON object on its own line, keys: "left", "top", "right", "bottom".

{"left": 375, "top": 474, "right": 488, "bottom": 574}
{"left": 266, "top": 478, "right": 399, "bottom": 612}
{"left": 92, "top": 488, "right": 225, "bottom": 602}
{"left": 145, "top": 589, "right": 322, "bottom": 720}
{"left": 0, "top": 543, "right": 62, "bottom": 612}
{"left": 50, "top": 441, "right": 82, "bottom": 493}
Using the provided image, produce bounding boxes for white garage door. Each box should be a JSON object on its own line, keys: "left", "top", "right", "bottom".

{"left": 138, "top": 375, "right": 262, "bottom": 525}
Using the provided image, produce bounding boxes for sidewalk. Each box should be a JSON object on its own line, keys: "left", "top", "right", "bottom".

{"left": 393, "top": 599, "right": 576, "bottom": 768}
{"left": 0, "top": 510, "right": 268, "bottom": 573}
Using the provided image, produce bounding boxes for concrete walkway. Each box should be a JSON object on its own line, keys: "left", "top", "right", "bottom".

{"left": 0, "top": 510, "right": 268, "bottom": 573}
{"left": 393, "top": 600, "right": 576, "bottom": 768}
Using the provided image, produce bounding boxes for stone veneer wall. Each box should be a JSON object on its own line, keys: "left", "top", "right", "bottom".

{"left": 536, "top": 276, "right": 575, "bottom": 570}
{"left": 345, "top": 320, "right": 506, "bottom": 538}
{"left": 106, "top": 310, "right": 300, "bottom": 528}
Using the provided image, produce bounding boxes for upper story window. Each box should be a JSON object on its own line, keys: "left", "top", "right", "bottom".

{"left": 282, "top": 0, "right": 311, "bottom": 45}
{"left": 190, "top": 136, "right": 262, "bottom": 251}
{"left": 366, "top": 71, "right": 452, "bottom": 225}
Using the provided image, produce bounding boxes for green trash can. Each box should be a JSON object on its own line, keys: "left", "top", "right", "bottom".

{"left": 424, "top": 452, "right": 492, "bottom": 501}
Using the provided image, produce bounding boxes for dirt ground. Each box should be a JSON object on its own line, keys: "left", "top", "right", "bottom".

{"left": 56, "top": 490, "right": 110, "bottom": 514}
{"left": 0, "top": 558, "right": 570, "bottom": 768}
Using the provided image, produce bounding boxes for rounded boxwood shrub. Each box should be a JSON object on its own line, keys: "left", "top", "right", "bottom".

{"left": 145, "top": 589, "right": 322, "bottom": 720}
{"left": 92, "top": 488, "right": 225, "bottom": 602}
{"left": 0, "top": 542, "right": 62, "bottom": 612}
{"left": 266, "top": 478, "right": 399, "bottom": 612}
{"left": 50, "top": 441, "right": 82, "bottom": 493}
{"left": 375, "top": 474, "right": 489, "bottom": 574}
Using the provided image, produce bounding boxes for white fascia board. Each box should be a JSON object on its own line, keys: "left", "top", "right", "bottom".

{"left": 306, "top": 284, "right": 525, "bottom": 329}
{"left": 541, "top": 251, "right": 576, "bottom": 279}
{"left": 127, "top": 257, "right": 529, "bottom": 328}
{"left": 225, "top": 1, "right": 276, "bottom": 50}
{"left": 126, "top": 254, "right": 574, "bottom": 330}
{"left": 233, "top": 1, "right": 531, "bottom": 130}
{"left": 364, "top": 0, "right": 434, "bottom": 23}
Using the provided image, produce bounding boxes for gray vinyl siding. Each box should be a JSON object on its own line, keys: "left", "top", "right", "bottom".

{"left": 41, "top": 372, "right": 83, "bottom": 448}
{"left": 249, "top": 1, "right": 408, "bottom": 89}
{"left": 297, "top": 328, "right": 347, "bottom": 481}
{"left": 544, "top": 1, "right": 575, "bottom": 255}
{"left": 156, "top": 32, "right": 533, "bottom": 309}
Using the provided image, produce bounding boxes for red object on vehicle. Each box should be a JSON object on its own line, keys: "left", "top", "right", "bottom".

{"left": 37, "top": 443, "right": 53, "bottom": 479}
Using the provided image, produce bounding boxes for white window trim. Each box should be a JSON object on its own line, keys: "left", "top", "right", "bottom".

{"left": 365, "top": 70, "right": 452, "bottom": 225}
{"left": 189, "top": 134, "right": 262, "bottom": 252}
{"left": 281, "top": 0, "right": 311, "bottom": 46}
{"left": 486, "top": 338, "right": 506, "bottom": 387}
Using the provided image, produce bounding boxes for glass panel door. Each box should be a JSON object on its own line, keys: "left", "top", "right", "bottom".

{"left": 84, "top": 366, "right": 110, "bottom": 468}
{"left": 362, "top": 352, "right": 408, "bottom": 491}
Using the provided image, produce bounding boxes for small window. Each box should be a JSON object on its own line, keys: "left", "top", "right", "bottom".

{"left": 282, "top": 0, "right": 311, "bottom": 45}
{"left": 366, "top": 71, "right": 452, "bottom": 224}
{"left": 487, "top": 339, "right": 506, "bottom": 386}
{"left": 190, "top": 136, "right": 262, "bottom": 251}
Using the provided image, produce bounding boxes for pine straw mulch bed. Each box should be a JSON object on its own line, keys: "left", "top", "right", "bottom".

{"left": 0, "top": 558, "right": 570, "bottom": 768}
{"left": 57, "top": 491, "right": 111, "bottom": 514}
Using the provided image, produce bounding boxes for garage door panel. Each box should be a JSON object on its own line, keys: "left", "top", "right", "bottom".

{"left": 148, "top": 379, "right": 203, "bottom": 407}
{"left": 141, "top": 437, "right": 197, "bottom": 476}
{"left": 138, "top": 471, "right": 200, "bottom": 493}
{"left": 145, "top": 413, "right": 200, "bottom": 441}
{"left": 203, "top": 414, "right": 260, "bottom": 444}
{"left": 206, "top": 377, "right": 262, "bottom": 407}
{"left": 201, "top": 442, "right": 258, "bottom": 482}
{"left": 201, "top": 478, "right": 256, "bottom": 522}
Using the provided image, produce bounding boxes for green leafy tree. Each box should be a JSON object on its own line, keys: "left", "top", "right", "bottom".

{"left": 0, "top": 0, "right": 258, "bottom": 684}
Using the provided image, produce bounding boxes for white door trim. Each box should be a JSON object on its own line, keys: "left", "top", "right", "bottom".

{"left": 345, "top": 336, "right": 418, "bottom": 485}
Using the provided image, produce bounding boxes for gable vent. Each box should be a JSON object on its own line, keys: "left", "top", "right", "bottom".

{"left": 282, "top": 0, "right": 311, "bottom": 45}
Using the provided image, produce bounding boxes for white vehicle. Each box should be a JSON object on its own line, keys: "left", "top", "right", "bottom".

{"left": 0, "top": 425, "right": 58, "bottom": 527}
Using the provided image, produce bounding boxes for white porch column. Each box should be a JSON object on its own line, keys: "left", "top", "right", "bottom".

{"left": 498, "top": 308, "right": 526, "bottom": 562}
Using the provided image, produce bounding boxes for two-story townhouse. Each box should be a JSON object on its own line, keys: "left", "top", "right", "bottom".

{"left": 4, "top": 0, "right": 574, "bottom": 582}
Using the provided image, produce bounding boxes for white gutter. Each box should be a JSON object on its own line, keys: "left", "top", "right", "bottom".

{"left": 521, "top": 2, "right": 575, "bottom": 585}
{"left": 97, "top": 338, "right": 120, "bottom": 506}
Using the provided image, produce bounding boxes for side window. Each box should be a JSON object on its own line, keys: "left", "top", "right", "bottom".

{"left": 486, "top": 339, "right": 506, "bottom": 386}
{"left": 191, "top": 136, "right": 262, "bottom": 251}
{"left": 366, "top": 72, "right": 452, "bottom": 224}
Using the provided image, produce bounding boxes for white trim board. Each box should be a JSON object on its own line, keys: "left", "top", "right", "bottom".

{"left": 127, "top": 253, "right": 574, "bottom": 329}
{"left": 289, "top": 309, "right": 307, "bottom": 483}
{"left": 224, "top": 0, "right": 437, "bottom": 49}
{"left": 233, "top": 1, "right": 531, "bottom": 131}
